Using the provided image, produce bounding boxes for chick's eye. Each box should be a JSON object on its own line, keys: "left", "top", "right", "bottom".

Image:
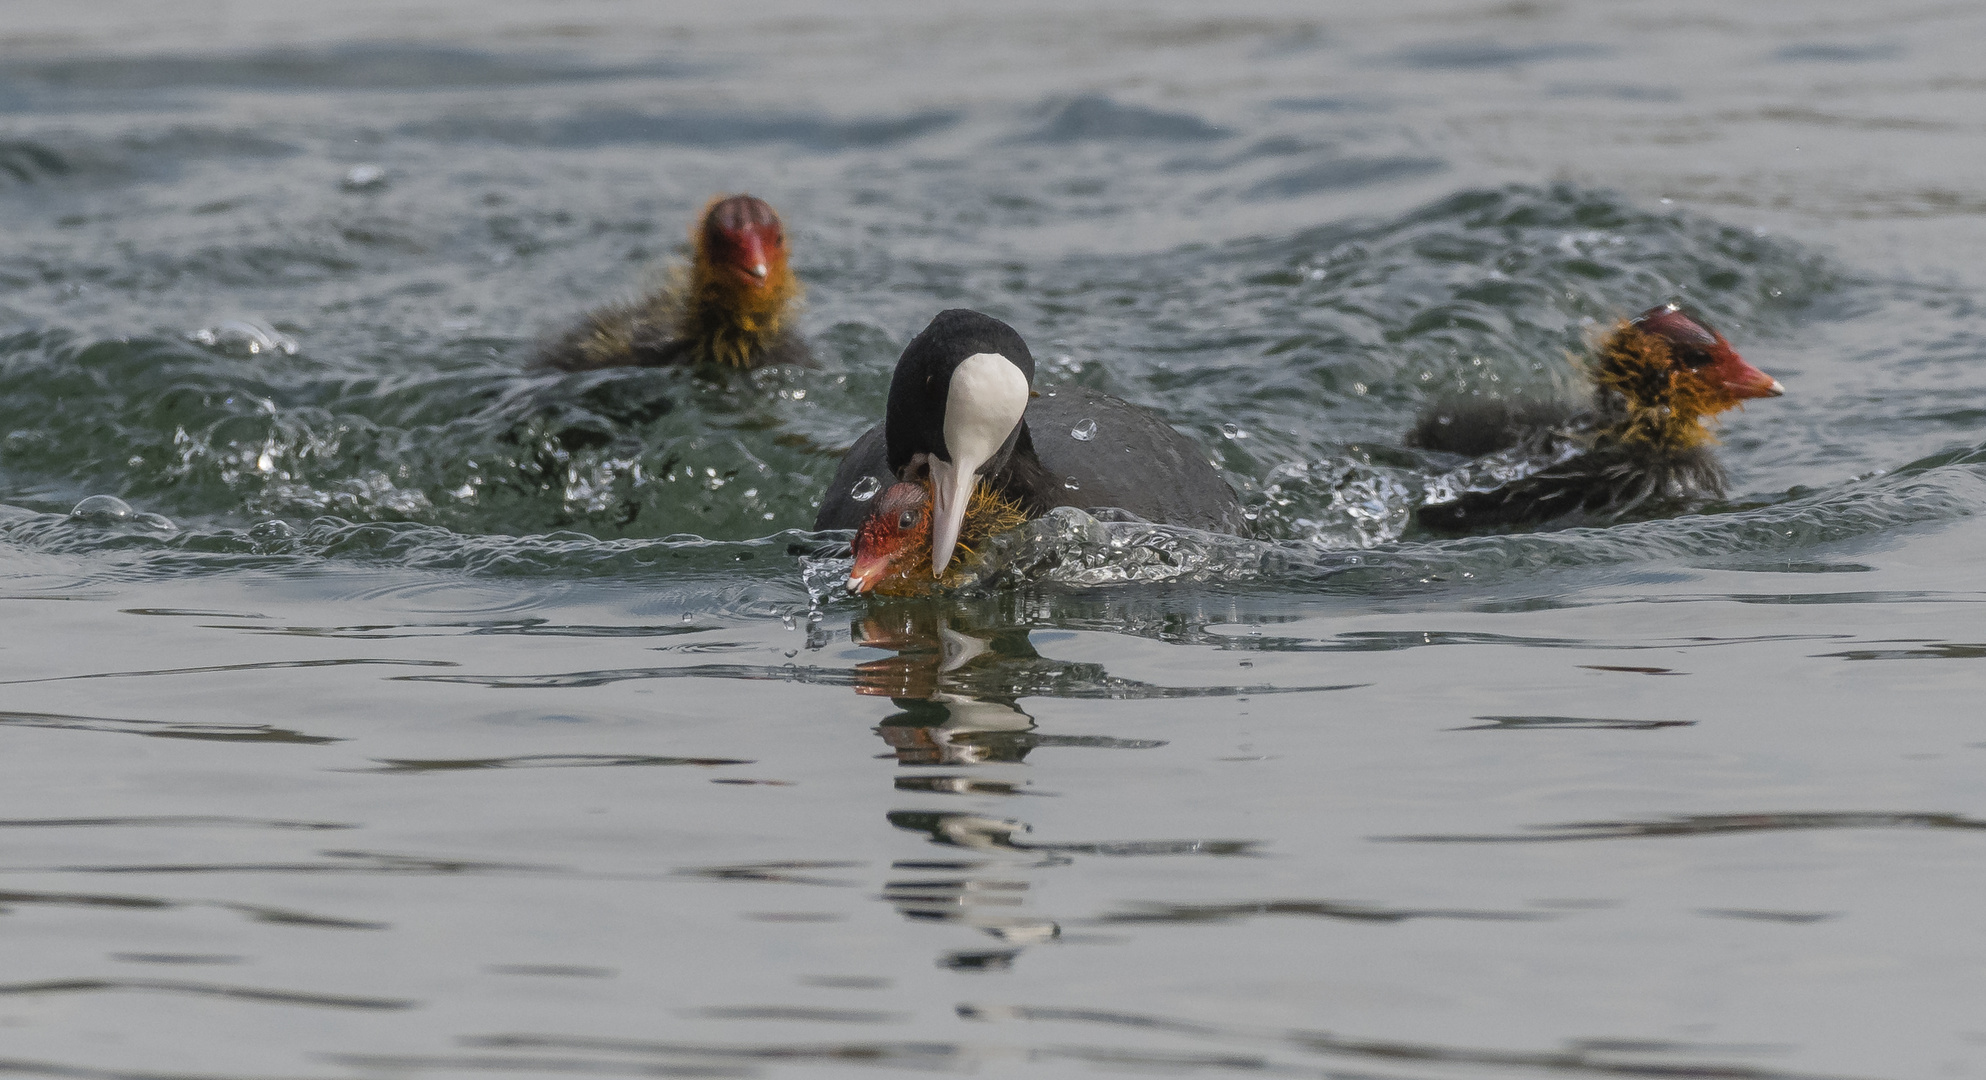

{"left": 897, "top": 511, "right": 917, "bottom": 530}
{"left": 1675, "top": 345, "right": 1717, "bottom": 369}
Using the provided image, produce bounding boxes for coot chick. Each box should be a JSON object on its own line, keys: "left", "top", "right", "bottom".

{"left": 817, "top": 309, "right": 1245, "bottom": 591}
{"left": 846, "top": 481, "right": 1030, "bottom": 596}
{"left": 539, "top": 193, "right": 807, "bottom": 371}
{"left": 1409, "top": 304, "right": 1783, "bottom": 532}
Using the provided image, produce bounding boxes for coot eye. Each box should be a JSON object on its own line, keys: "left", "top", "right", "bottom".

{"left": 898, "top": 511, "right": 917, "bottom": 530}
{"left": 1676, "top": 345, "right": 1717, "bottom": 369}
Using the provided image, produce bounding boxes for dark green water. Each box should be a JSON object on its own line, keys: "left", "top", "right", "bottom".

{"left": 6, "top": 3, "right": 1986, "bottom": 1078}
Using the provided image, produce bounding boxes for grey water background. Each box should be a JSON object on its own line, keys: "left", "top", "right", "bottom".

{"left": 5, "top": 1, "right": 1986, "bottom": 1076}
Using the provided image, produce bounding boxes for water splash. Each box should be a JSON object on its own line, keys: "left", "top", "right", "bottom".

{"left": 186, "top": 320, "right": 299, "bottom": 357}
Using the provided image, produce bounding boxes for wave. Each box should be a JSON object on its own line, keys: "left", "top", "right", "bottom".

{"left": 7, "top": 440, "right": 1982, "bottom": 602}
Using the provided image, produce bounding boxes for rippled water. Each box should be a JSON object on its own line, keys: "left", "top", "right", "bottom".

{"left": 7, "top": 3, "right": 1986, "bottom": 1077}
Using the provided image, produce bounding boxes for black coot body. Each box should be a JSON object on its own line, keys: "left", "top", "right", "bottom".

{"left": 1408, "top": 397, "right": 1724, "bottom": 531}
{"left": 815, "top": 386, "right": 1245, "bottom": 534}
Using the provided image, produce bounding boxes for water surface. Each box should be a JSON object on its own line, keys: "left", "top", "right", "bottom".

{"left": 5, "top": 2, "right": 1986, "bottom": 1077}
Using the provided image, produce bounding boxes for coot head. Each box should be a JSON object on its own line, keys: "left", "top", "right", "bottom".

{"left": 697, "top": 194, "right": 790, "bottom": 292}
{"left": 885, "top": 310, "right": 1036, "bottom": 576}
{"left": 1595, "top": 304, "right": 1783, "bottom": 447}
{"left": 677, "top": 194, "right": 802, "bottom": 368}
{"left": 847, "top": 483, "right": 934, "bottom": 595}
{"left": 1630, "top": 304, "right": 1782, "bottom": 400}
{"left": 845, "top": 480, "right": 1030, "bottom": 596}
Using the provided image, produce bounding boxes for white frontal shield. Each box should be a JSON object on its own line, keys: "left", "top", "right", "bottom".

{"left": 929, "top": 352, "right": 1029, "bottom": 576}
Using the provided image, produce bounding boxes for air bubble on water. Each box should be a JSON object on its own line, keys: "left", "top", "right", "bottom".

{"left": 70, "top": 495, "right": 133, "bottom": 522}
{"left": 342, "top": 164, "right": 387, "bottom": 191}
{"left": 1221, "top": 423, "right": 1242, "bottom": 440}
{"left": 784, "top": 649, "right": 798, "bottom": 659}
{"left": 681, "top": 613, "right": 694, "bottom": 624}
{"left": 1070, "top": 418, "right": 1097, "bottom": 441}
{"left": 69, "top": 495, "right": 175, "bottom": 533}
{"left": 850, "top": 475, "right": 882, "bottom": 501}
{"left": 249, "top": 519, "right": 294, "bottom": 541}
{"left": 1063, "top": 480, "right": 1080, "bottom": 491}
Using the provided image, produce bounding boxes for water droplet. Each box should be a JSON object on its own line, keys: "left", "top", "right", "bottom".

{"left": 1069, "top": 418, "right": 1097, "bottom": 442}
{"left": 1221, "top": 423, "right": 1240, "bottom": 439}
{"left": 1063, "top": 480, "right": 1080, "bottom": 491}
{"left": 342, "top": 164, "right": 387, "bottom": 191}
{"left": 850, "top": 476, "right": 882, "bottom": 501}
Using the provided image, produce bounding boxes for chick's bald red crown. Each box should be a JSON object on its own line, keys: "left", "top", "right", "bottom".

{"left": 699, "top": 194, "right": 788, "bottom": 287}
{"left": 1629, "top": 303, "right": 1783, "bottom": 402}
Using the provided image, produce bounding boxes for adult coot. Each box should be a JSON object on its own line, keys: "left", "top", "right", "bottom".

{"left": 817, "top": 310, "right": 1245, "bottom": 592}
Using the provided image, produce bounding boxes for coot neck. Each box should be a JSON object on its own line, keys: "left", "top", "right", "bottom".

{"left": 981, "top": 422, "right": 1055, "bottom": 517}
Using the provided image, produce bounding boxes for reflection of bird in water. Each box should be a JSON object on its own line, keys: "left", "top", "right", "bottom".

{"left": 537, "top": 194, "right": 807, "bottom": 372}
{"left": 1410, "top": 304, "right": 1784, "bottom": 531}
{"left": 855, "top": 606, "right": 1263, "bottom": 968}
{"left": 855, "top": 609, "right": 1038, "bottom": 765}
{"left": 856, "top": 609, "right": 1060, "bottom": 956}
{"left": 818, "top": 310, "right": 1245, "bottom": 592}
{"left": 874, "top": 695, "right": 1039, "bottom": 768}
